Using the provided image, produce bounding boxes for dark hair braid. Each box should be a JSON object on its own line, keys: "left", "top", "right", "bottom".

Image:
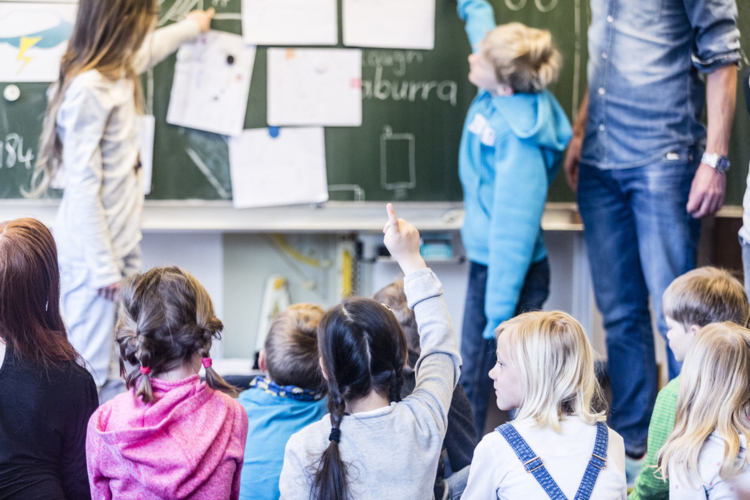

{"left": 115, "top": 266, "right": 237, "bottom": 403}
{"left": 312, "top": 297, "right": 408, "bottom": 500}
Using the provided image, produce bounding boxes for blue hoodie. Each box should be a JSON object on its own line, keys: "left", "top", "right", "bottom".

{"left": 458, "top": 0, "right": 572, "bottom": 339}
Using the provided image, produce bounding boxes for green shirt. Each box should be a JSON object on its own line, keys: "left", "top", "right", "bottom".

{"left": 628, "top": 375, "right": 680, "bottom": 500}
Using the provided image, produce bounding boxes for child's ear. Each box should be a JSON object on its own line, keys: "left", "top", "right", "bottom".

{"left": 258, "top": 350, "right": 267, "bottom": 373}
{"left": 689, "top": 324, "right": 702, "bottom": 336}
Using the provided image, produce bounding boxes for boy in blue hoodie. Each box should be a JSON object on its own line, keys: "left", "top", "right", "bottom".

{"left": 238, "top": 303, "right": 328, "bottom": 500}
{"left": 456, "top": 0, "right": 572, "bottom": 439}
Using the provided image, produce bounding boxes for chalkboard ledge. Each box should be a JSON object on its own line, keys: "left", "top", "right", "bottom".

{"left": 0, "top": 200, "right": 741, "bottom": 233}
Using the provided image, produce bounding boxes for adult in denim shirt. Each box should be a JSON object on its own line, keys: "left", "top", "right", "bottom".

{"left": 563, "top": 0, "right": 740, "bottom": 466}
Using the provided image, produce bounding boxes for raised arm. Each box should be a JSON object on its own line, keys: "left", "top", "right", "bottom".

{"left": 133, "top": 9, "right": 214, "bottom": 73}
{"left": 457, "top": 0, "right": 497, "bottom": 53}
{"left": 383, "top": 205, "right": 462, "bottom": 434}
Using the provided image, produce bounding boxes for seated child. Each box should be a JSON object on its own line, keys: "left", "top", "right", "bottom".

{"left": 657, "top": 322, "right": 750, "bottom": 498}
{"left": 630, "top": 267, "right": 748, "bottom": 499}
{"left": 86, "top": 267, "right": 248, "bottom": 500}
{"left": 238, "top": 303, "right": 328, "bottom": 500}
{"left": 374, "top": 279, "right": 477, "bottom": 496}
{"left": 462, "top": 311, "right": 627, "bottom": 499}
{"left": 279, "top": 204, "right": 462, "bottom": 499}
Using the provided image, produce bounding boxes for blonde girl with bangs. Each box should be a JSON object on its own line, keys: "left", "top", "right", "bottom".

{"left": 462, "top": 311, "right": 627, "bottom": 499}
{"left": 657, "top": 322, "right": 750, "bottom": 499}
{"left": 31, "top": 0, "right": 213, "bottom": 396}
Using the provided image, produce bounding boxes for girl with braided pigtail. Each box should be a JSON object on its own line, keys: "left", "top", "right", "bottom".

{"left": 86, "top": 266, "right": 248, "bottom": 500}
{"left": 280, "top": 205, "right": 462, "bottom": 500}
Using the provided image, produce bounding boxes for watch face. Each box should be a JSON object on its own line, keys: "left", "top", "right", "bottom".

{"left": 716, "top": 156, "right": 730, "bottom": 173}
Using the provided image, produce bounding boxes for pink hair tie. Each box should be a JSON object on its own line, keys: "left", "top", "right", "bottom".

{"left": 202, "top": 357, "right": 213, "bottom": 369}
{"left": 140, "top": 366, "right": 151, "bottom": 375}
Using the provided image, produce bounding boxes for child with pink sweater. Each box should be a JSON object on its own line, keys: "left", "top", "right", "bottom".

{"left": 86, "top": 266, "right": 248, "bottom": 500}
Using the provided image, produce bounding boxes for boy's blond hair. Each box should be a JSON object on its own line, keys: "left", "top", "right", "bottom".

{"left": 481, "top": 22, "right": 562, "bottom": 94}
{"left": 497, "top": 311, "right": 604, "bottom": 431}
{"left": 657, "top": 322, "right": 750, "bottom": 487}
{"left": 373, "top": 280, "right": 419, "bottom": 355}
{"left": 264, "top": 303, "right": 326, "bottom": 390}
{"left": 662, "top": 267, "right": 749, "bottom": 328}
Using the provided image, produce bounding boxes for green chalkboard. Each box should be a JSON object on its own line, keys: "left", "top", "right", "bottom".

{"left": 0, "top": 0, "right": 747, "bottom": 206}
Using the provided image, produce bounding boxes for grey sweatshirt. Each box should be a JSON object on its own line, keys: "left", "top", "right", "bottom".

{"left": 279, "top": 268, "right": 462, "bottom": 500}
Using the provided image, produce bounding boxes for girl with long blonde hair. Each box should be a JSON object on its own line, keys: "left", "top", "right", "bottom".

{"left": 32, "top": 0, "right": 213, "bottom": 395}
{"left": 462, "top": 311, "right": 627, "bottom": 499}
{"left": 657, "top": 322, "right": 750, "bottom": 498}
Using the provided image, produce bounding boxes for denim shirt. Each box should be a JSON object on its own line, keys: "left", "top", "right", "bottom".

{"left": 581, "top": 0, "right": 741, "bottom": 170}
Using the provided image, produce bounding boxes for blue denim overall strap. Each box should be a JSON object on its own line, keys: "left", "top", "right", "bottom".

{"left": 496, "top": 421, "right": 609, "bottom": 500}
{"left": 496, "top": 423, "right": 566, "bottom": 500}
{"left": 573, "top": 422, "right": 609, "bottom": 500}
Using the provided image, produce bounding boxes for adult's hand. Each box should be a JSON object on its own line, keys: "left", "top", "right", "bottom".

{"left": 688, "top": 65, "right": 736, "bottom": 218}
{"left": 686, "top": 163, "right": 726, "bottom": 218}
{"left": 564, "top": 89, "right": 589, "bottom": 193}
{"left": 97, "top": 281, "right": 121, "bottom": 302}
{"left": 563, "top": 134, "right": 583, "bottom": 192}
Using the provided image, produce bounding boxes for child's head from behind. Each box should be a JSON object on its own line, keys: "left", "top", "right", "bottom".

{"left": 262, "top": 303, "right": 325, "bottom": 390}
{"left": 373, "top": 279, "right": 419, "bottom": 356}
{"left": 116, "top": 266, "right": 235, "bottom": 403}
{"left": 658, "top": 322, "right": 750, "bottom": 485}
{"left": 491, "top": 311, "right": 602, "bottom": 430}
{"left": 0, "top": 218, "right": 79, "bottom": 367}
{"left": 662, "top": 266, "right": 748, "bottom": 361}
{"left": 469, "top": 22, "right": 561, "bottom": 94}
{"left": 314, "top": 297, "right": 408, "bottom": 499}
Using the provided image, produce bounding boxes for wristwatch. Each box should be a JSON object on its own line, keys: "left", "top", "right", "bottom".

{"left": 701, "top": 152, "right": 730, "bottom": 174}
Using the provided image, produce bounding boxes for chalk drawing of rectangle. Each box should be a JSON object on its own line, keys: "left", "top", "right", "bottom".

{"left": 380, "top": 128, "right": 415, "bottom": 190}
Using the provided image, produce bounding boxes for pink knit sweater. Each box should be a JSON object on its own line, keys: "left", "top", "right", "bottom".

{"left": 86, "top": 375, "right": 248, "bottom": 500}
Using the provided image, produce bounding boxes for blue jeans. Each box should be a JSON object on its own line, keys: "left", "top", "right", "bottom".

{"left": 459, "top": 258, "right": 550, "bottom": 440}
{"left": 577, "top": 154, "right": 700, "bottom": 456}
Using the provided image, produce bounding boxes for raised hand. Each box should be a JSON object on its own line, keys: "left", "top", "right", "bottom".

{"left": 383, "top": 203, "right": 427, "bottom": 276}
{"left": 186, "top": 8, "right": 215, "bottom": 33}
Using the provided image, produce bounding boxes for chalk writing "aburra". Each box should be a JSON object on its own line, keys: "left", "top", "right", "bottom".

{"left": 0, "top": 133, "right": 34, "bottom": 169}
{"left": 362, "top": 66, "right": 458, "bottom": 106}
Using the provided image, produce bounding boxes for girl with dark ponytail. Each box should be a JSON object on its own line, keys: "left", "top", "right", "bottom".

{"left": 85, "top": 266, "right": 248, "bottom": 500}
{"left": 280, "top": 205, "right": 462, "bottom": 499}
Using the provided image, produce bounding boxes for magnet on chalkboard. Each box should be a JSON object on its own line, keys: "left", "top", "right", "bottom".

{"left": 3, "top": 84, "right": 20, "bottom": 102}
{"left": 268, "top": 126, "right": 280, "bottom": 138}
{"left": 227, "top": 55, "right": 235, "bottom": 65}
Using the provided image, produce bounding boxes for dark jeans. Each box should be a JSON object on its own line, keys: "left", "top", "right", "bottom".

{"left": 577, "top": 154, "right": 700, "bottom": 457}
{"left": 459, "top": 258, "right": 550, "bottom": 440}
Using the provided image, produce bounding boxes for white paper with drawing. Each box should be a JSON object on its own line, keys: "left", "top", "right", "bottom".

{"left": 242, "top": 0, "right": 337, "bottom": 45}
{"left": 167, "top": 31, "right": 255, "bottom": 137}
{"left": 267, "top": 49, "right": 362, "bottom": 126}
{"left": 228, "top": 127, "right": 328, "bottom": 208}
{"left": 343, "top": 0, "right": 434, "bottom": 50}
{"left": 0, "top": 2, "right": 77, "bottom": 82}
